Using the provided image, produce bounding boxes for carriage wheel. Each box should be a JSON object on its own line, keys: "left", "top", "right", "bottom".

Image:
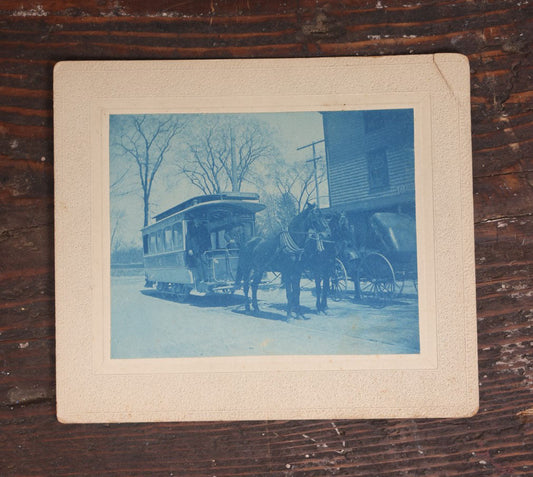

{"left": 358, "top": 253, "right": 396, "bottom": 307}
{"left": 330, "top": 258, "right": 348, "bottom": 301}
{"left": 172, "top": 283, "right": 190, "bottom": 303}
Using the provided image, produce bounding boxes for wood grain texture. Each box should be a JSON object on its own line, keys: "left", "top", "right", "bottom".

{"left": 0, "top": 0, "right": 532, "bottom": 475}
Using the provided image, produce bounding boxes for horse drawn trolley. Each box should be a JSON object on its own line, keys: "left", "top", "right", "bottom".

{"left": 141, "top": 192, "right": 265, "bottom": 301}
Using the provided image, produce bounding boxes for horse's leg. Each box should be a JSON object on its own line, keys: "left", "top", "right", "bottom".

{"left": 314, "top": 274, "right": 321, "bottom": 312}
{"left": 251, "top": 270, "right": 261, "bottom": 313}
{"left": 243, "top": 271, "right": 251, "bottom": 313}
{"left": 284, "top": 272, "right": 293, "bottom": 319}
{"left": 322, "top": 273, "right": 330, "bottom": 312}
{"left": 233, "top": 264, "right": 242, "bottom": 293}
{"left": 293, "top": 272, "right": 303, "bottom": 318}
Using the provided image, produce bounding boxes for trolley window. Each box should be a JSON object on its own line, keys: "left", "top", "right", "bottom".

{"left": 143, "top": 235, "right": 149, "bottom": 254}
{"left": 156, "top": 230, "right": 164, "bottom": 253}
{"left": 164, "top": 227, "right": 172, "bottom": 251}
{"left": 172, "top": 223, "right": 184, "bottom": 250}
{"left": 149, "top": 234, "right": 156, "bottom": 254}
{"left": 243, "top": 222, "right": 253, "bottom": 241}
{"left": 218, "top": 230, "right": 226, "bottom": 248}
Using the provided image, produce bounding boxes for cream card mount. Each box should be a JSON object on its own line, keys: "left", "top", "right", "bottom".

{"left": 54, "top": 55, "right": 477, "bottom": 423}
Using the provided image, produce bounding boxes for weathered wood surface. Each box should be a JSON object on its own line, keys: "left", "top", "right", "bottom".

{"left": 0, "top": 0, "right": 532, "bottom": 475}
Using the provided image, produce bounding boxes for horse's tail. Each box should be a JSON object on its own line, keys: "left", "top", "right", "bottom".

{"left": 233, "top": 237, "right": 261, "bottom": 290}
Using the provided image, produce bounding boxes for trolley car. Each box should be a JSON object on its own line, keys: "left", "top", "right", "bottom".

{"left": 141, "top": 192, "right": 265, "bottom": 301}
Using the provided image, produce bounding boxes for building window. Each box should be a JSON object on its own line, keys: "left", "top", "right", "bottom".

{"left": 367, "top": 149, "right": 390, "bottom": 191}
{"left": 363, "top": 110, "right": 385, "bottom": 133}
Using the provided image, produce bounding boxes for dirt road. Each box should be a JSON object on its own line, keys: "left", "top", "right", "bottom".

{"left": 111, "top": 275, "right": 420, "bottom": 358}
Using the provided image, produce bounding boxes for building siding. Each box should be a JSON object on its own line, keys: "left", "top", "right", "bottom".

{"left": 323, "top": 109, "right": 415, "bottom": 213}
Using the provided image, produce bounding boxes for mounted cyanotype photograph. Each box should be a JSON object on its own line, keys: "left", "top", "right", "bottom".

{"left": 54, "top": 56, "right": 478, "bottom": 422}
{"left": 109, "top": 109, "right": 419, "bottom": 359}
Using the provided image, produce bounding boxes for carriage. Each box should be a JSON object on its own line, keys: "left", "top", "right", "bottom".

{"left": 141, "top": 192, "right": 265, "bottom": 301}
{"left": 330, "top": 212, "right": 418, "bottom": 306}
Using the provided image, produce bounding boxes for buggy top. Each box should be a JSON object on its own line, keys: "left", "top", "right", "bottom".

{"left": 369, "top": 212, "right": 417, "bottom": 254}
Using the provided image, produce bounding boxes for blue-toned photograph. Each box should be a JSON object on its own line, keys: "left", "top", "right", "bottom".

{"left": 109, "top": 110, "right": 419, "bottom": 358}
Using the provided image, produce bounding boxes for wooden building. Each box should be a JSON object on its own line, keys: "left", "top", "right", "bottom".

{"left": 322, "top": 109, "right": 415, "bottom": 212}
{"left": 321, "top": 109, "right": 415, "bottom": 248}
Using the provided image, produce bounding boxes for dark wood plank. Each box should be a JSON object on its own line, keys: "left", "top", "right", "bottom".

{"left": 1, "top": 0, "right": 532, "bottom": 475}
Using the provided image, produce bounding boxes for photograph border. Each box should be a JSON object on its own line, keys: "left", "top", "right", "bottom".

{"left": 99, "top": 97, "right": 432, "bottom": 373}
{"left": 54, "top": 56, "right": 477, "bottom": 422}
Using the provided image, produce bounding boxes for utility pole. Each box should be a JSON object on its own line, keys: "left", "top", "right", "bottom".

{"left": 297, "top": 139, "right": 325, "bottom": 208}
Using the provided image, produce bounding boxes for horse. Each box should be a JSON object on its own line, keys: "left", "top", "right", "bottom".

{"left": 235, "top": 203, "right": 327, "bottom": 319}
{"left": 328, "top": 211, "right": 362, "bottom": 301}
{"left": 301, "top": 212, "right": 335, "bottom": 313}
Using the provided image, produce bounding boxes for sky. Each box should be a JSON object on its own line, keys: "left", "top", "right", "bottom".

{"left": 109, "top": 111, "right": 326, "bottom": 249}
{"left": 158, "top": 112, "right": 325, "bottom": 210}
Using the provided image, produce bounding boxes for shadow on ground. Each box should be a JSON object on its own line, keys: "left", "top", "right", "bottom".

{"left": 140, "top": 289, "right": 245, "bottom": 307}
{"left": 231, "top": 308, "right": 288, "bottom": 322}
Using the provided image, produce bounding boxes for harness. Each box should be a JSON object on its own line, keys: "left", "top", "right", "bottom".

{"left": 279, "top": 230, "right": 304, "bottom": 257}
{"left": 307, "top": 230, "right": 325, "bottom": 253}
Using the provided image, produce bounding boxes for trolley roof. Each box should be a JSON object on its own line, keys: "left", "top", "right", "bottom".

{"left": 142, "top": 192, "right": 265, "bottom": 232}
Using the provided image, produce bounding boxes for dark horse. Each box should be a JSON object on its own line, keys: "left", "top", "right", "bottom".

{"left": 302, "top": 211, "right": 335, "bottom": 313}
{"left": 303, "top": 210, "right": 361, "bottom": 313}
{"left": 235, "top": 203, "right": 328, "bottom": 319}
{"left": 328, "top": 211, "right": 362, "bottom": 301}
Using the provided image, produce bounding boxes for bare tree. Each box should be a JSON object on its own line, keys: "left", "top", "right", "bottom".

{"left": 254, "top": 154, "right": 326, "bottom": 236}
{"left": 255, "top": 191, "right": 299, "bottom": 237}
{"left": 270, "top": 155, "right": 326, "bottom": 212}
{"left": 116, "top": 115, "right": 186, "bottom": 226}
{"left": 110, "top": 208, "right": 124, "bottom": 253}
{"left": 181, "top": 116, "right": 276, "bottom": 194}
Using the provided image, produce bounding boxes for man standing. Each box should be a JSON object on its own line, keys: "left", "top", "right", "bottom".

{"left": 186, "top": 218, "right": 211, "bottom": 284}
